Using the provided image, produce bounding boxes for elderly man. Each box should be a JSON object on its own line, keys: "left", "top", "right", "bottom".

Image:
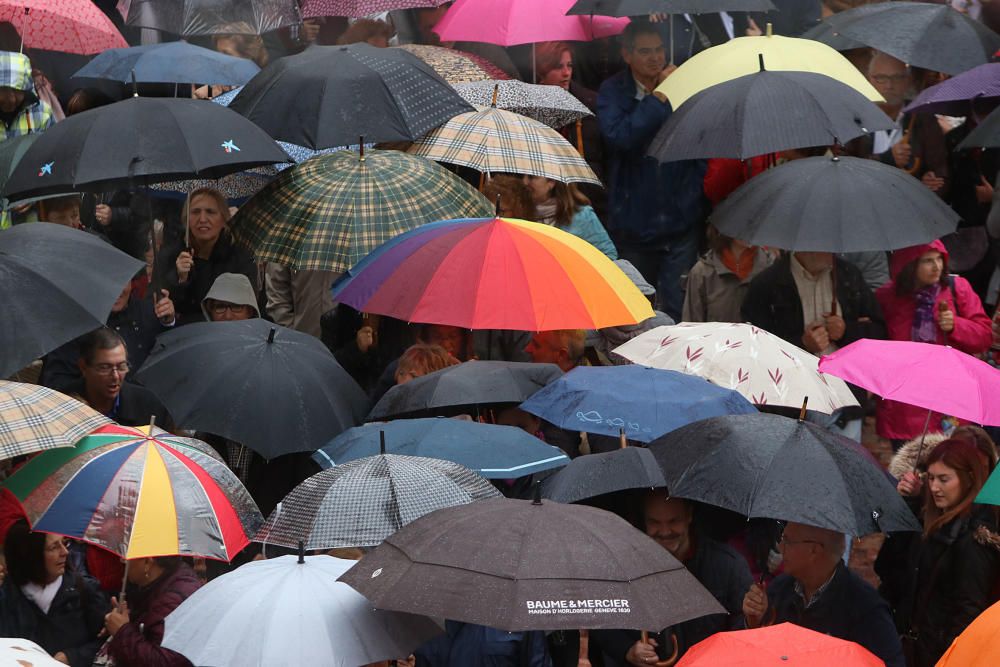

{"left": 524, "top": 330, "right": 586, "bottom": 373}
{"left": 742, "top": 522, "right": 904, "bottom": 667}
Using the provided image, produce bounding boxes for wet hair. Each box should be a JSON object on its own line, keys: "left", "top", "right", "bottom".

{"left": 66, "top": 88, "right": 114, "bottom": 116}
{"left": 534, "top": 41, "right": 572, "bottom": 82}
{"left": 78, "top": 327, "right": 126, "bottom": 365}
{"left": 621, "top": 21, "right": 660, "bottom": 52}
{"left": 394, "top": 344, "right": 459, "bottom": 383}
{"left": 337, "top": 19, "right": 393, "bottom": 46}
{"left": 922, "top": 438, "right": 992, "bottom": 537}
{"left": 482, "top": 175, "right": 535, "bottom": 220}
{"left": 4, "top": 520, "right": 49, "bottom": 586}
{"left": 895, "top": 251, "right": 949, "bottom": 296}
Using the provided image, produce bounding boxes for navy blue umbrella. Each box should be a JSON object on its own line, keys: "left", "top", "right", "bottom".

{"left": 520, "top": 365, "right": 757, "bottom": 443}
{"left": 73, "top": 42, "right": 260, "bottom": 86}
{"left": 313, "top": 418, "right": 569, "bottom": 479}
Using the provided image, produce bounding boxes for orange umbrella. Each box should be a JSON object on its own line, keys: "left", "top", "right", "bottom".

{"left": 677, "top": 623, "right": 885, "bottom": 667}
{"left": 936, "top": 600, "right": 1000, "bottom": 667}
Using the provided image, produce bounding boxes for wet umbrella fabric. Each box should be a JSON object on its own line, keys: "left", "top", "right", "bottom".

{"left": 676, "top": 623, "right": 884, "bottom": 667}
{"left": 956, "top": 104, "right": 1000, "bottom": 150}
{"left": 648, "top": 413, "right": 922, "bottom": 536}
{"left": 905, "top": 63, "right": 1000, "bottom": 116}
{"left": 453, "top": 80, "right": 593, "bottom": 129}
{"left": 126, "top": 0, "right": 300, "bottom": 36}
{"left": 338, "top": 497, "right": 725, "bottom": 631}
{"left": 135, "top": 319, "right": 369, "bottom": 459}
{"left": 72, "top": 41, "right": 260, "bottom": 86}
{"left": 396, "top": 44, "right": 512, "bottom": 84}
{"left": 2, "top": 0, "right": 127, "bottom": 55}
{"left": 433, "top": 0, "right": 629, "bottom": 46}
{"left": 301, "top": 0, "right": 450, "bottom": 18}
{"left": 800, "top": 19, "right": 865, "bottom": 52}
{"left": 257, "top": 453, "right": 500, "bottom": 549}
{"left": 0, "top": 134, "right": 38, "bottom": 209}
{"left": 567, "top": 0, "right": 775, "bottom": 16}
{"left": 0, "top": 223, "right": 143, "bottom": 379}
{"left": 541, "top": 446, "right": 666, "bottom": 504}
{"left": 0, "top": 381, "right": 111, "bottom": 460}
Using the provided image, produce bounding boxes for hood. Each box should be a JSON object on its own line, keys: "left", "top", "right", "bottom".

{"left": 889, "top": 239, "right": 948, "bottom": 280}
{"left": 887, "top": 431, "right": 950, "bottom": 480}
{"left": 0, "top": 52, "right": 38, "bottom": 104}
{"left": 201, "top": 273, "right": 260, "bottom": 320}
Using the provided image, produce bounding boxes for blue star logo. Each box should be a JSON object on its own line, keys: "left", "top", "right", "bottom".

{"left": 221, "top": 140, "right": 240, "bottom": 153}
{"left": 38, "top": 162, "right": 53, "bottom": 176}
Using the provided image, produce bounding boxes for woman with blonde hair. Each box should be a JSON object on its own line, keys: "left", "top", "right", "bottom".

{"left": 394, "top": 344, "right": 459, "bottom": 385}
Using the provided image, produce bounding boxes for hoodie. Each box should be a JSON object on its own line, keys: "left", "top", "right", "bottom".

{"left": 0, "top": 52, "right": 54, "bottom": 141}
{"left": 201, "top": 272, "right": 260, "bottom": 320}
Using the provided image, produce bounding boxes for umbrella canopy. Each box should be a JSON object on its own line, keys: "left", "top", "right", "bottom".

{"left": 72, "top": 41, "right": 260, "bottom": 86}
{"left": 710, "top": 155, "right": 960, "bottom": 252}
{"left": 134, "top": 319, "right": 369, "bottom": 460}
{"left": 0, "top": 134, "right": 39, "bottom": 212}
{"left": 148, "top": 168, "right": 277, "bottom": 201}
{"left": 162, "top": 554, "right": 442, "bottom": 667}
{"left": 434, "top": 0, "right": 629, "bottom": 46}
{"left": 313, "top": 419, "right": 570, "bottom": 479}
{"left": 520, "top": 365, "right": 757, "bottom": 443}
{"left": 4, "top": 424, "right": 264, "bottom": 560}
{"left": 396, "top": 44, "right": 512, "bottom": 85}
{"left": 334, "top": 217, "right": 650, "bottom": 331}
{"left": 0, "top": 381, "right": 110, "bottom": 460}
{"left": 0, "top": 638, "right": 66, "bottom": 667}
{"left": 369, "top": 361, "right": 562, "bottom": 420}
{"left": 3, "top": 96, "right": 291, "bottom": 204}
{"left": 541, "top": 446, "right": 666, "bottom": 505}
{"left": 904, "top": 63, "right": 1000, "bottom": 116}
{"left": 800, "top": 18, "right": 865, "bottom": 52}
{"left": 819, "top": 339, "right": 1000, "bottom": 427}
{"left": 339, "top": 496, "right": 725, "bottom": 631}
{"left": 613, "top": 323, "right": 859, "bottom": 414}
{"left": 257, "top": 453, "right": 500, "bottom": 549}
{"left": 1, "top": 0, "right": 127, "bottom": 55}
{"left": 648, "top": 413, "right": 922, "bottom": 535}
{"left": 408, "top": 108, "right": 601, "bottom": 185}
{"left": 977, "top": 465, "right": 1000, "bottom": 506}
{"left": 228, "top": 43, "right": 473, "bottom": 150}
{"left": 0, "top": 223, "right": 143, "bottom": 379}
{"left": 454, "top": 81, "right": 593, "bottom": 129}
{"left": 648, "top": 67, "right": 893, "bottom": 162}
{"left": 676, "top": 622, "right": 884, "bottom": 667}
{"left": 567, "top": 0, "right": 775, "bottom": 16}
{"left": 302, "top": 0, "right": 450, "bottom": 18}
{"left": 935, "top": 599, "right": 1000, "bottom": 667}
{"left": 228, "top": 149, "right": 493, "bottom": 273}
{"left": 956, "top": 104, "right": 1000, "bottom": 151}
{"left": 126, "top": 0, "right": 300, "bottom": 35}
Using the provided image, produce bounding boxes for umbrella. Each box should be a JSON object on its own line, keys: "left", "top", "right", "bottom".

{"left": 148, "top": 168, "right": 277, "bottom": 201}
{"left": 396, "top": 44, "right": 512, "bottom": 85}
{"left": 709, "top": 155, "right": 960, "bottom": 252}
{"left": 228, "top": 43, "right": 474, "bottom": 150}
{"left": 614, "top": 323, "right": 859, "bottom": 414}
{"left": 126, "top": 0, "right": 300, "bottom": 36}
{"left": 3, "top": 423, "right": 264, "bottom": 560}
{"left": 0, "top": 134, "right": 38, "bottom": 210}
{"left": 339, "top": 496, "right": 726, "bottom": 631}
{"left": 408, "top": 107, "right": 601, "bottom": 184}
{"left": 314, "top": 419, "right": 570, "bottom": 479}
{"left": 800, "top": 18, "right": 866, "bottom": 52}
{"left": 541, "top": 446, "right": 666, "bottom": 504}
{"left": 817, "top": 1, "right": 1000, "bottom": 76}
{"left": 162, "top": 554, "right": 441, "bottom": 666}
{"left": 1, "top": 0, "right": 127, "bottom": 55}
{"left": 935, "top": 599, "right": 1000, "bottom": 667}
{"left": 905, "top": 63, "right": 1000, "bottom": 116}
{"left": 977, "top": 466, "right": 1000, "bottom": 506}
{"left": 302, "top": 0, "right": 450, "bottom": 19}
{"left": 567, "top": 0, "right": 776, "bottom": 17}
{"left": 368, "top": 361, "right": 562, "bottom": 420}
{"left": 0, "top": 223, "right": 144, "bottom": 379}
{"left": 332, "top": 217, "right": 653, "bottom": 331}
{"left": 257, "top": 453, "right": 501, "bottom": 549}
{"left": 956, "top": 104, "right": 1000, "bottom": 151}
{"left": 676, "top": 623, "right": 884, "bottom": 667}
{"left": 0, "top": 638, "right": 67, "bottom": 667}
{"left": 433, "top": 0, "right": 629, "bottom": 46}
{"left": 453, "top": 80, "right": 593, "bottom": 129}
{"left": 72, "top": 41, "right": 260, "bottom": 86}
{"left": 648, "top": 413, "right": 922, "bottom": 535}
{"left": 648, "top": 67, "right": 893, "bottom": 162}
{"left": 134, "top": 319, "right": 369, "bottom": 460}
{"left": 0, "top": 381, "right": 110, "bottom": 460}
{"left": 520, "top": 365, "right": 757, "bottom": 443}
{"left": 228, "top": 149, "right": 493, "bottom": 273}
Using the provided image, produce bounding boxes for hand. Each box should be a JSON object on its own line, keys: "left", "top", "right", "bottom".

{"left": 743, "top": 583, "right": 769, "bottom": 628}
{"left": 745, "top": 17, "right": 762, "bottom": 36}
{"left": 154, "top": 289, "right": 175, "bottom": 325}
{"left": 52, "top": 652, "right": 69, "bottom": 665}
{"left": 801, "top": 322, "right": 830, "bottom": 354}
{"left": 104, "top": 597, "right": 130, "bottom": 637}
{"left": 656, "top": 64, "right": 677, "bottom": 86}
{"left": 648, "top": 12, "right": 667, "bottom": 22}
{"left": 936, "top": 300, "right": 955, "bottom": 333}
{"left": 897, "top": 471, "right": 924, "bottom": 496}
{"left": 625, "top": 637, "right": 659, "bottom": 666}
{"left": 922, "top": 171, "right": 945, "bottom": 193}
{"left": 356, "top": 325, "right": 375, "bottom": 353}
{"left": 300, "top": 19, "right": 321, "bottom": 43}
{"left": 766, "top": 547, "right": 783, "bottom": 574}
{"left": 976, "top": 175, "right": 994, "bottom": 204}
{"left": 891, "top": 141, "right": 912, "bottom": 169}
{"left": 175, "top": 250, "right": 194, "bottom": 284}
{"left": 95, "top": 204, "right": 112, "bottom": 227}
{"left": 823, "top": 313, "right": 846, "bottom": 342}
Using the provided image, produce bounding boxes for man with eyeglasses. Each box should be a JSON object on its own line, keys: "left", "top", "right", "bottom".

{"left": 741, "top": 522, "right": 903, "bottom": 667}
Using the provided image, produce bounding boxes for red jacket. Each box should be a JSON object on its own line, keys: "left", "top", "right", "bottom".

{"left": 874, "top": 240, "right": 993, "bottom": 439}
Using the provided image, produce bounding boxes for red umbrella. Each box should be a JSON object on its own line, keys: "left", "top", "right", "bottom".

{"left": 677, "top": 623, "right": 885, "bottom": 667}
{"left": 1, "top": 0, "right": 127, "bottom": 55}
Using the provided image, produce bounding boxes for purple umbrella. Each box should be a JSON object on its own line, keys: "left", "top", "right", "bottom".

{"left": 905, "top": 62, "right": 1000, "bottom": 116}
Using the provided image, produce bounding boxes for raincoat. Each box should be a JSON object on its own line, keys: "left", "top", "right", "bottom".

{"left": 0, "top": 51, "right": 54, "bottom": 141}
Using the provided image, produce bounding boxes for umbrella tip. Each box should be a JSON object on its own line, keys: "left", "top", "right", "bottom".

{"left": 797, "top": 396, "right": 809, "bottom": 422}
{"left": 297, "top": 541, "right": 305, "bottom": 564}
{"left": 494, "top": 193, "right": 501, "bottom": 218}
{"left": 491, "top": 83, "right": 499, "bottom": 108}
{"left": 359, "top": 138, "right": 365, "bottom": 162}
{"left": 766, "top": 22, "right": 773, "bottom": 37}
{"left": 758, "top": 53, "right": 765, "bottom": 72}
{"left": 148, "top": 414, "right": 156, "bottom": 434}
{"left": 130, "top": 70, "right": 139, "bottom": 98}
{"left": 532, "top": 481, "right": 543, "bottom": 506}
{"left": 380, "top": 430, "right": 386, "bottom": 455}
{"left": 267, "top": 328, "right": 277, "bottom": 344}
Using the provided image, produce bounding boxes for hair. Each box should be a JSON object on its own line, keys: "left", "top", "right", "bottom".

{"left": 534, "top": 41, "right": 572, "bottom": 81}
{"left": 895, "top": 251, "right": 949, "bottom": 296}
{"left": 541, "top": 329, "right": 586, "bottom": 367}
{"left": 548, "top": 181, "right": 591, "bottom": 228}
{"left": 867, "top": 50, "right": 910, "bottom": 78}
{"left": 395, "top": 344, "right": 459, "bottom": 383}
{"left": 213, "top": 27, "right": 269, "bottom": 68}
{"left": 65, "top": 88, "right": 115, "bottom": 116}
{"left": 78, "top": 327, "right": 126, "bottom": 365}
{"left": 4, "top": 520, "right": 50, "bottom": 586}
{"left": 41, "top": 195, "right": 81, "bottom": 215}
{"left": 482, "top": 175, "right": 535, "bottom": 220}
{"left": 706, "top": 224, "right": 736, "bottom": 255}
{"left": 337, "top": 19, "right": 393, "bottom": 46}
{"left": 621, "top": 21, "right": 660, "bottom": 52}
{"left": 922, "top": 438, "right": 992, "bottom": 537}
{"left": 952, "top": 425, "right": 999, "bottom": 471}
{"left": 183, "top": 187, "right": 232, "bottom": 226}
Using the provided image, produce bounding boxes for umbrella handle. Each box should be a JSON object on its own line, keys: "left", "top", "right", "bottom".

{"left": 577, "top": 629, "right": 592, "bottom": 667}
{"left": 640, "top": 632, "right": 679, "bottom": 667}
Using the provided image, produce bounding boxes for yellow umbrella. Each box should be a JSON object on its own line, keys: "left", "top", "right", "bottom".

{"left": 657, "top": 24, "right": 883, "bottom": 109}
{"left": 936, "top": 600, "right": 1000, "bottom": 666}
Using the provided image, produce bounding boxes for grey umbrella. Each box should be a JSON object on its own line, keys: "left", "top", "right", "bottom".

{"left": 567, "top": 0, "right": 775, "bottom": 17}
{"left": 453, "top": 80, "right": 593, "bottom": 129}
{"left": 541, "top": 446, "right": 667, "bottom": 504}
{"left": 126, "top": 0, "right": 300, "bottom": 36}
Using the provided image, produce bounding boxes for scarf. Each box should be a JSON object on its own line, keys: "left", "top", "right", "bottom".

{"left": 720, "top": 245, "right": 757, "bottom": 281}
{"left": 912, "top": 283, "right": 941, "bottom": 343}
{"left": 535, "top": 200, "right": 558, "bottom": 226}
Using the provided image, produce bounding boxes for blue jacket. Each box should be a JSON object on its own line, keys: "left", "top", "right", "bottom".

{"left": 415, "top": 621, "right": 552, "bottom": 667}
{"left": 563, "top": 206, "right": 618, "bottom": 259}
{"left": 596, "top": 70, "right": 706, "bottom": 246}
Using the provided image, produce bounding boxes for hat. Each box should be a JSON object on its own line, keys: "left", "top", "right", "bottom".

{"left": 614, "top": 259, "right": 655, "bottom": 297}
{"left": 201, "top": 273, "right": 260, "bottom": 320}
{"left": 889, "top": 239, "right": 948, "bottom": 280}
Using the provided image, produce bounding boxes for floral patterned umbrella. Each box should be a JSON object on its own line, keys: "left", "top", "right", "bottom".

{"left": 395, "top": 44, "right": 511, "bottom": 85}
{"left": 2, "top": 0, "right": 127, "bottom": 55}
{"left": 301, "top": 0, "right": 449, "bottom": 19}
{"left": 453, "top": 80, "right": 593, "bottom": 129}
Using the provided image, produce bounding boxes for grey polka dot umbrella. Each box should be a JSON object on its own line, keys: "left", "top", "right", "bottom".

{"left": 453, "top": 80, "right": 593, "bottom": 129}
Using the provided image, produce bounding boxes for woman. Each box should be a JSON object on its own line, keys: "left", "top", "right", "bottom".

{"left": 0, "top": 521, "right": 106, "bottom": 666}
{"left": 481, "top": 175, "right": 535, "bottom": 220}
{"left": 522, "top": 175, "right": 617, "bottom": 259}
{"left": 157, "top": 188, "right": 257, "bottom": 325}
{"left": 394, "top": 344, "right": 459, "bottom": 385}
{"left": 875, "top": 240, "right": 993, "bottom": 441}
{"left": 682, "top": 226, "right": 772, "bottom": 323}
{"left": 103, "top": 557, "right": 201, "bottom": 667}
{"left": 876, "top": 438, "right": 1000, "bottom": 667}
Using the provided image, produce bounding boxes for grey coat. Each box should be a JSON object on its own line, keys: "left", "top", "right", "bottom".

{"left": 681, "top": 248, "right": 773, "bottom": 323}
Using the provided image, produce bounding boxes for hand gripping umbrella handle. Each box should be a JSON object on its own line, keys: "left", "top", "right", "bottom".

{"left": 577, "top": 629, "right": 591, "bottom": 667}
{"left": 640, "top": 632, "right": 679, "bottom": 667}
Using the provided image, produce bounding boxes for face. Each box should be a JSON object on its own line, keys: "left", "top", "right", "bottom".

{"left": 643, "top": 497, "right": 693, "bottom": 558}
{"left": 540, "top": 50, "right": 573, "bottom": 90}
{"left": 914, "top": 251, "right": 944, "bottom": 287}
{"left": 869, "top": 56, "right": 910, "bottom": 108}
{"left": 43, "top": 534, "right": 69, "bottom": 584}
{"left": 45, "top": 205, "right": 81, "bottom": 229}
{"left": 777, "top": 523, "right": 822, "bottom": 580}
{"left": 522, "top": 175, "right": 556, "bottom": 204}
{"left": 794, "top": 251, "right": 834, "bottom": 274}
{"left": 395, "top": 367, "right": 422, "bottom": 385}
{"left": 79, "top": 344, "right": 128, "bottom": 404}
{"left": 623, "top": 33, "right": 666, "bottom": 83}
{"left": 524, "top": 332, "right": 562, "bottom": 366}
{"left": 367, "top": 35, "right": 389, "bottom": 48}
{"left": 214, "top": 36, "right": 244, "bottom": 59}
{"left": 111, "top": 282, "right": 132, "bottom": 314}
{"left": 188, "top": 194, "right": 226, "bottom": 245}
{"left": 424, "top": 325, "right": 464, "bottom": 358}
{"left": 207, "top": 299, "right": 253, "bottom": 322}
{"left": 0, "top": 86, "right": 24, "bottom": 114}
{"left": 928, "top": 461, "right": 965, "bottom": 510}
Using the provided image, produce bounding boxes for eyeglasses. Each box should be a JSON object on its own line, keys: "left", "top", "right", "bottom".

{"left": 633, "top": 46, "right": 665, "bottom": 57}
{"left": 90, "top": 362, "right": 129, "bottom": 376}
{"left": 871, "top": 74, "right": 909, "bottom": 85}
{"left": 778, "top": 534, "right": 822, "bottom": 548}
{"left": 209, "top": 302, "right": 251, "bottom": 315}
{"left": 45, "top": 538, "right": 71, "bottom": 553}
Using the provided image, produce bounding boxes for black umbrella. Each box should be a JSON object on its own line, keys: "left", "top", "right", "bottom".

{"left": 710, "top": 155, "right": 960, "bottom": 252}
{"left": 648, "top": 413, "right": 921, "bottom": 536}
{"left": 126, "top": 0, "right": 300, "bottom": 36}
{"left": 567, "top": 0, "right": 775, "bottom": 17}
{"left": 648, "top": 63, "right": 893, "bottom": 162}
{"left": 228, "top": 43, "right": 475, "bottom": 150}
{"left": 368, "top": 360, "right": 562, "bottom": 420}
{"left": 0, "top": 224, "right": 144, "bottom": 378}
{"left": 957, "top": 104, "right": 1000, "bottom": 151}
{"left": 800, "top": 19, "right": 865, "bottom": 52}
{"left": 541, "top": 445, "right": 666, "bottom": 504}
{"left": 338, "top": 495, "right": 725, "bottom": 631}
{"left": 134, "top": 319, "right": 369, "bottom": 459}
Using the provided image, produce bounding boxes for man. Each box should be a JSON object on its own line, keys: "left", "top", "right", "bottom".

{"left": 201, "top": 273, "right": 260, "bottom": 321}
{"left": 265, "top": 263, "right": 337, "bottom": 337}
{"left": 524, "top": 330, "right": 585, "bottom": 373}
{"left": 742, "top": 522, "right": 904, "bottom": 667}
{"left": 597, "top": 22, "right": 707, "bottom": 321}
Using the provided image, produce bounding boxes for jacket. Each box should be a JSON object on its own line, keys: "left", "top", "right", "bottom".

{"left": 0, "top": 52, "right": 54, "bottom": 141}
{"left": 543, "top": 205, "right": 617, "bottom": 259}
{"left": 68, "top": 380, "right": 172, "bottom": 430}
{"left": 414, "top": 621, "right": 552, "bottom": 667}
{"left": 264, "top": 263, "right": 338, "bottom": 338}
{"left": 157, "top": 233, "right": 257, "bottom": 325}
{"left": 596, "top": 70, "right": 706, "bottom": 245}
{"left": 107, "top": 563, "right": 201, "bottom": 667}
{"left": 682, "top": 248, "right": 773, "bottom": 323}
{"left": 0, "top": 573, "right": 107, "bottom": 667}
{"left": 874, "top": 240, "right": 993, "bottom": 439}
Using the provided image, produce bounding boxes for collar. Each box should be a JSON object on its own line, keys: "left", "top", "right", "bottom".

{"left": 106, "top": 392, "right": 121, "bottom": 420}
{"left": 793, "top": 564, "right": 839, "bottom": 609}
{"left": 633, "top": 75, "right": 651, "bottom": 101}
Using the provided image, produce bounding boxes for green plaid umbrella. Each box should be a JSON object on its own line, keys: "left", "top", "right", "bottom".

{"left": 229, "top": 149, "right": 494, "bottom": 272}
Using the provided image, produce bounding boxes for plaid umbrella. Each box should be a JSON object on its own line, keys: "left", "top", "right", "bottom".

{"left": 2, "top": 0, "right": 127, "bottom": 55}
{"left": 453, "top": 80, "right": 593, "bottom": 129}
{"left": 395, "top": 45, "right": 512, "bottom": 85}
{"left": 301, "top": 0, "right": 449, "bottom": 18}
{"left": 0, "top": 381, "right": 110, "bottom": 460}
{"left": 257, "top": 453, "right": 500, "bottom": 550}
{"left": 409, "top": 107, "right": 601, "bottom": 185}
{"left": 229, "top": 148, "right": 493, "bottom": 272}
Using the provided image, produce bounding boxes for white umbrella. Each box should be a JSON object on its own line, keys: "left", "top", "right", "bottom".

{"left": 0, "top": 638, "right": 66, "bottom": 667}
{"left": 162, "top": 555, "right": 441, "bottom": 667}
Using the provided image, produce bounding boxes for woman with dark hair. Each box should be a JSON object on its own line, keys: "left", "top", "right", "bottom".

{"left": 481, "top": 175, "right": 535, "bottom": 220}
{"left": 522, "top": 175, "right": 617, "bottom": 259}
{"left": 0, "top": 521, "right": 106, "bottom": 666}
{"left": 682, "top": 225, "right": 772, "bottom": 323}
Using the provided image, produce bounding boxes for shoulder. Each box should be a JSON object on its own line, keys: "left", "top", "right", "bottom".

{"left": 572, "top": 205, "right": 599, "bottom": 223}
{"left": 597, "top": 71, "right": 631, "bottom": 99}
{"left": 696, "top": 537, "right": 752, "bottom": 579}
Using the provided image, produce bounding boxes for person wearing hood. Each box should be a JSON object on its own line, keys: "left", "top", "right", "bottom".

{"left": 0, "top": 51, "right": 54, "bottom": 142}
{"left": 874, "top": 240, "right": 993, "bottom": 442}
{"left": 201, "top": 273, "right": 259, "bottom": 322}
{"left": 682, "top": 226, "right": 773, "bottom": 323}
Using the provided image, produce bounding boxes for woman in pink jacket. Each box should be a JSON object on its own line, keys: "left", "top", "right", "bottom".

{"left": 874, "top": 240, "right": 993, "bottom": 443}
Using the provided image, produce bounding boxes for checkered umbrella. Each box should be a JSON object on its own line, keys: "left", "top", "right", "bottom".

{"left": 229, "top": 148, "right": 494, "bottom": 272}
{"left": 301, "top": 0, "right": 449, "bottom": 19}
{"left": 256, "top": 453, "right": 500, "bottom": 550}
{"left": 0, "top": 381, "right": 110, "bottom": 461}
{"left": 396, "top": 44, "right": 512, "bottom": 85}
{"left": 409, "top": 107, "right": 601, "bottom": 185}
{"left": 453, "top": 80, "right": 593, "bottom": 129}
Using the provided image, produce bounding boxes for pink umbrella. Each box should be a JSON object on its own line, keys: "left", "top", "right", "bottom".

{"left": 1, "top": 0, "right": 128, "bottom": 55}
{"left": 301, "top": 0, "right": 449, "bottom": 19}
{"left": 433, "top": 0, "right": 630, "bottom": 46}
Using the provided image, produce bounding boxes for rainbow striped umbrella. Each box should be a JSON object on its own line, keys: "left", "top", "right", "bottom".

{"left": 3, "top": 424, "right": 263, "bottom": 561}
{"left": 332, "top": 217, "right": 654, "bottom": 331}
